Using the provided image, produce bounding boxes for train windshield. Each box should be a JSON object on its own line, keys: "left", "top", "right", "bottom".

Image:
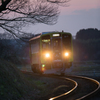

{"left": 62, "top": 34, "right": 71, "bottom": 51}
{"left": 52, "top": 38, "right": 61, "bottom": 51}
{"left": 42, "top": 35, "right": 51, "bottom": 50}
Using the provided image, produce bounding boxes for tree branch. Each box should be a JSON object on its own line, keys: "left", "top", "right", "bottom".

{"left": 0, "top": 0, "right": 69, "bottom": 40}
{"left": 0, "top": 0, "right": 12, "bottom": 12}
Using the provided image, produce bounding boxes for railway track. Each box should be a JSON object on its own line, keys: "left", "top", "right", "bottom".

{"left": 49, "top": 75, "right": 100, "bottom": 100}
{"left": 49, "top": 76, "right": 78, "bottom": 100}
{"left": 22, "top": 71, "right": 100, "bottom": 100}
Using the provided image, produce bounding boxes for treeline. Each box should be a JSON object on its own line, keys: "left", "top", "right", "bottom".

{"left": 73, "top": 28, "right": 100, "bottom": 61}
{"left": 0, "top": 39, "right": 30, "bottom": 65}
{"left": 76, "top": 28, "right": 100, "bottom": 40}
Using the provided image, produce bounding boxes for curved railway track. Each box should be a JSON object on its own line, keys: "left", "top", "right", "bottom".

{"left": 49, "top": 75, "right": 100, "bottom": 100}
{"left": 49, "top": 77, "right": 78, "bottom": 100}
{"left": 22, "top": 71, "right": 100, "bottom": 100}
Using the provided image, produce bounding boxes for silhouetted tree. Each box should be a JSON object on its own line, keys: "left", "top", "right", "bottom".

{"left": 0, "top": 0, "right": 69, "bottom": 40}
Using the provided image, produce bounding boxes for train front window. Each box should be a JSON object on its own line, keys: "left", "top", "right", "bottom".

{"left": 42, "top": 35, "right": 50, "bottom": 50}
{"left": 62, "top": 34, "right": 71, "bottom": 51}
{"left": 53, "top": 38, "right": 61, "bottom": 51}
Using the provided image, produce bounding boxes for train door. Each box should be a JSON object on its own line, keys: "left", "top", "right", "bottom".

{"left": 52, "top": 38, "right": 62, "bottom": 60}
{"left": 52, "top": 33, "right": 63, "bottom": 68}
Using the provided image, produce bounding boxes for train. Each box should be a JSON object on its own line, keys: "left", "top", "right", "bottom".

{"left": 29, "top": 31, "right": 73, "bottom": 74}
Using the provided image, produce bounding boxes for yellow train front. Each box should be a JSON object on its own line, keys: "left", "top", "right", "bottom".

{"left": 29, "top": 31, "right": 73, "bottom": 74}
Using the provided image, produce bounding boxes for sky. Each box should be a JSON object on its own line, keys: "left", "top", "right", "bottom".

{"left": 26, "top": 0, "right": 100, "bottom": 36}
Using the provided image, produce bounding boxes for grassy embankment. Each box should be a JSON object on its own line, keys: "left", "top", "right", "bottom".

{"left": 73, "top": 62, "right": 100, "bottom": 72}
{"left": 0, "top": 59, "right": 47, "bottom": 100}
{"left": 67, "top": 62, "right": 100, "bottom": 77}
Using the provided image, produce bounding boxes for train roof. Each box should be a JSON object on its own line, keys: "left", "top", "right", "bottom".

{"left": 29, "top": 31, "right": 71, "bottom": 41}
{"left": 42, "top": 31, "right": 57, "bottom": 35}
{"left": 42, "top": 31, "right": 71, "bottom": 35}
{"left": 29, "top": 35, "right": 41, "bottom": 41}
{"left": 29, "top": 31, "right": 57, "bottom": 41}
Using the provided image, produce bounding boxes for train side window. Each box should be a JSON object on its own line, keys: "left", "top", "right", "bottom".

{"left": 30, "top": 39, "right": 39, "bottom": 54}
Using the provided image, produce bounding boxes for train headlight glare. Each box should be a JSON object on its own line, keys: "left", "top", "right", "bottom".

{"left": 45, "top": 53, "right": 50, "bottom": 58}
{"left": 65, "top": 52, "right": 69, "bottom": 56}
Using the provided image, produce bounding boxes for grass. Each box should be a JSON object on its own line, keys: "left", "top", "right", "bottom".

{"left": 73, "top": 63, "right": 100, "bottom": 72}
{"left": 67, "top": 62, "right": 100, "bottom": 77}
{"left": 0, "top": 59, "right": 53, "bottom": 100}
{"left": 0, "top": 59, "right": 35, "bottom": 100}
{"left": 26, "top": 76, "right": 46, "bottom": 91}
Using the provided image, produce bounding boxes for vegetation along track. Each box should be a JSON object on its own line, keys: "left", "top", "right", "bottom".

{"left": 22, "top": 71, "right": 100, "bottom": 100}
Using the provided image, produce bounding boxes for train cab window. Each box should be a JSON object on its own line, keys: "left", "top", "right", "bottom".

{"left": 42, "top": 35, "right": 50, "bottom": 50}
{"left": 53, "top": 39, "right": 61, "bottom": 51}
{"left": 62, "top": 34, "right": 71, "bottom": 50}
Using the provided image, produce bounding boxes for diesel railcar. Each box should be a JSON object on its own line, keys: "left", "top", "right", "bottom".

{"left": 29, "top": 31, "right": 73, "bottom": 74}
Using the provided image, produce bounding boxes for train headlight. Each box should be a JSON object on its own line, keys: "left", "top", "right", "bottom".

{"left": 45, "top": 53, "right": 50, "bottom": 58}
{"left": 65, "top": 52, "right": 69, "bottom": 56}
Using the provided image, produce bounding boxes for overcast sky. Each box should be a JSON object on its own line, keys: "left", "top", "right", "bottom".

{"left": 25, "top": 0, "right": 100, "bottom": 36}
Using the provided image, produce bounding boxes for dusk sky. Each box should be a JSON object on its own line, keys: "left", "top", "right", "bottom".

{"left": 26, "top": 0, "right": 100, "bottom": 36}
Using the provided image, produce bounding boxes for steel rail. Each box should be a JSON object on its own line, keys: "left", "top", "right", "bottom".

{"left": 49, "top": 75, "right": 100, "bottom": 100}
{"left": 73, "top": 75, "right": 100, "bottom": 100}
{"left": 49, "top": 77, "right": 78, "bottom": 100}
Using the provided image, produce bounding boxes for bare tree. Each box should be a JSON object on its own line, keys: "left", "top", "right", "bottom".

{"left": 0, "top": 0, "right": 69, "bottom": 40}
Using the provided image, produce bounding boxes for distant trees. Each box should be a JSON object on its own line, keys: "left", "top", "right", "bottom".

{"left": 0, "top": 0, "right": 69, "bottom": 39}
{"left": 73, "top": 28, "right": 100, "bottom": 61}
{"left": 0, "top": 33, "right": 29, "bottom": 64}
{"left": 76, "top": 28, "right": 100, "bottom": 40}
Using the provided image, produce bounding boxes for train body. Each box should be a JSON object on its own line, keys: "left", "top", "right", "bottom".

{"left": 29, "top": 31, "right": 73, "bottom": 74}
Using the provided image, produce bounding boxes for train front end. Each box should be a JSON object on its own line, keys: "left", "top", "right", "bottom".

{"left": 40, "top": 32, "right": 73, "bottom": 74}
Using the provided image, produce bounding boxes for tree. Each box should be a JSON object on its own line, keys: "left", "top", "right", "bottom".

{"left": 76, "top": 28, "right": 100, "bottom": 40}
{"left": 0, "top": 0, "right": 69, "bottom": 40}
{"left": 74, "top": 28, "right": 100, "bottom": 61}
